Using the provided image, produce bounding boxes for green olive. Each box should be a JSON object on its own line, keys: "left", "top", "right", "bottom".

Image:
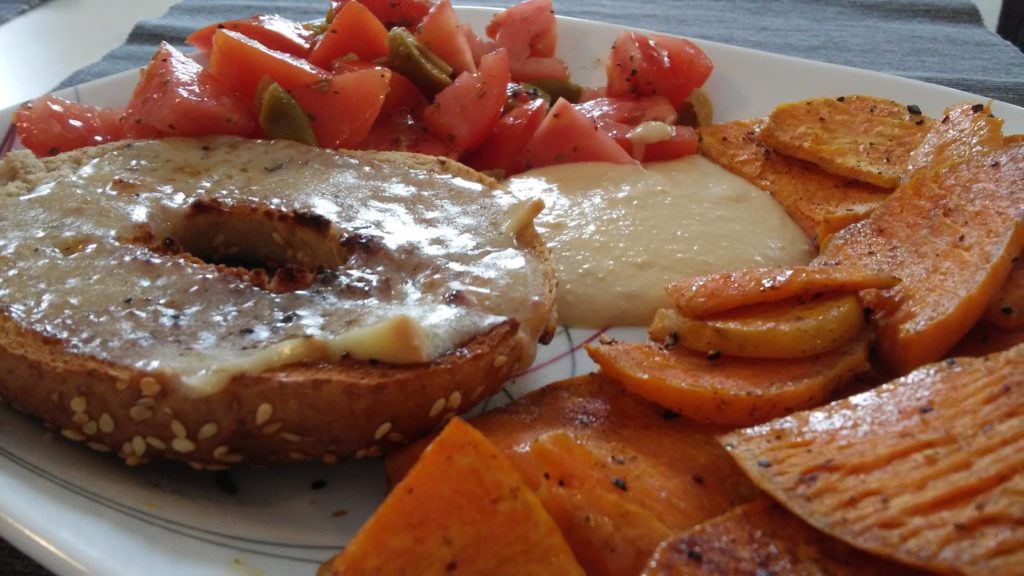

{"left": 528, "top": 78, "right": 584, "bottom": 104}
{"left": 386, "top": 27, "right": 453, "bottom": 96}
{"left": 258, "top": 82, "right": 318, "bottom": 146}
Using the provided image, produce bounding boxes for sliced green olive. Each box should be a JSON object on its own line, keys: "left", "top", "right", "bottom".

{"left": 508, "top": 82, "right": 552, "bottom": 108}
{"left": 678, "top": 88, "right": 714, "bottom": 128}
{"left": 258, "top": 82, "right": 318, "bottom": 146}
{"left": 386, "top": 27, "right": 453, "bottom": 96}
{"left": 528, "top": 78, "right": 584, "bottom": 104}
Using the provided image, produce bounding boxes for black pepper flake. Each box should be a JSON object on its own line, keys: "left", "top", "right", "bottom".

{"left": 686, "top": 548, "right": 703, "bottom": 561}
{"left": 906, "top": 104, "right": 922, "bottom": 115}
{"left": 445, "top": 560, "right": 458, "bottom": 573}
{"left": 757, "top": 459, "right": 772, "bottom": 468}
{"left": 691, "top": 474, "right": 705, "bottom": 485}
{"left": 264, "top": 162, "right": 284, "bottom": 172}
{"left": 945, "top": 358, "right": 958, "bottom": 367}
{"left": 123, "top": 297, "right": 134, "bottom": 305}
{"left": 311, "top": 479, "right": 327, "bottom": 490}
{"left": 919, "top": 405, "right": 934, "bottom": 414}
{"left": 971, "top": 103, "right": 985, "bottom": 114}
{"left": 279, "top": 311, "right": 299, "bottom": 324}
{"left": 240, "top": 327, "right": 254, "bottom": 335}
{"left": 214, "top": 471, "right": 238, "bottom": 495}
{"left": 706, "top": 350, "right": 722, "bottom": 361}
{"left": 610, "top": 455, "right": 626, "bottom": 465}
{"left": 661, "top": 409, "right": 681, "bottom": 421}
{"left": 953, "top": 522, "right": 967, "bottom": 531}
{"left": 863, "top": 307, "right": 874, "bottom": 321}
{"left": 1001, "top": 306, "right": 1015, "bottom": 316}
{"left": 836, "top": 96, "right": 846, "bottom": 102}
{"left": 915, "top": 119, "right": 925, "bottom": 125}
{"left": 612, "top": 477, "right": 628, "bottom": 491}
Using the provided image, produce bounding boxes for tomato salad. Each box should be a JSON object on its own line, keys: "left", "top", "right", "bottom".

{"left": 13, "top": 0, "right": 713, "bottom": 177}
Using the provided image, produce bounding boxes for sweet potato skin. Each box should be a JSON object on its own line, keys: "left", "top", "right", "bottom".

{"left": 762, "top": 95, "right": 933, "bottom": 189}
{"left": 816, "top": 141, "right": 1024, "bottom": 374}
{"left": 642, "top": 499, "right": 928, "bottom": 576}
{"left": 699, "top": 119, "right": 890, "bottom": 244}
{"left": 320, "top": 418, "right": 583, "bottom": 576}
{"left": 586, "top": 333, "right": 870, "bottom": 427}
{"left": 720, "top": 344, "right": 1024, "bottom": 575}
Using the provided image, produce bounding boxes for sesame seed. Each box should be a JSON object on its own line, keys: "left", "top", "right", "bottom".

{"left": 121, "top": 441, "right": 133, "bottom": 455}
{"left": 255, "top": 403, "right": 274, "bottom": 426}
{"left": 221, "top": 453, "right": 243, "bottom": 463}
{"left": 72, "top": 412, "right": 90, "bottom": 425}
{"left": 125, "top": 455, "right": 143, "bottom": 467}
{"left": 87, "top": 442, "right": 110, "bottom": 453}
{"left": 188, "top": 461, "right": 206, "bottom": 471}
{"left": 146, "top": 436, "right": 167, "bottom": 450}
{"left": 129, "top": 405, "right": 153, "bottom": 421}
{"left": 213, "top": 445, "right": 230, "bottom": 460}
{"left": 447, "top": 391, "right": 462, "bottom": 411}
{"left": 374, "top": 422, "right": 392, "bottom": 440}
{"left": 70, "top": 396, "right": 87, "bottom": 413}
{"left": 322, "top": 453, "right": 338, "bottom": 464}
{"left": 367, "top": 445, "right": 382, "bottom": 458}
{"left": 115, "top": 377, "right": 130, "bottom": 391}
{"left": 387, "top": 432, "right": 404, "bottom": 443}
{"left": 354, "top": 449, "right": 368, "bottom": 459}
{"left": 288, "top": 451, "right": 305, "bottom": 460}
{"left": 261, "top": 421, "right": 284, "bottom": 434}
{"left": 172, "top": 438, "right": 197, "bottom": 453}
{"left": 131, "top": 435, "right": 147, "bottom": 457}
{"left": 429, "top": 398, "right": 446, "bottom": 418}
{"left": 493, "top": 355, "right": 508, "bottom": 368}
{"left": 135, "top": 397, "right": 156, "bottom": 407}
{"left": 99, "top": 413, "right": 115, "bottom": 433}
{"left": 197, "top": 422, "right": 219, "bottom": 440}
{"left": 61, "top": 428, "right": 86, "bottom": 442}
{"left": 82, "top": 420, "right": 98, "bottom": 436}
{"left": 139, "top": 377, "right": 162, "bottom": 397}
{"left": 205, "top": 464, "right": 229, "bottom": 471}
{"left": 171, "top": 419, "right": 187, "bottom": 439}
{"left": 280, "top": 432, "right": 301, "bottom": 442}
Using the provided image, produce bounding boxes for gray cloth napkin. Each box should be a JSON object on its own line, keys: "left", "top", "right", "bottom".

{"left": 5, "top": 1, "right": 1024, "bottom": 575}
{"left": 0, "top": 0, "right": 49, "bottom": 25}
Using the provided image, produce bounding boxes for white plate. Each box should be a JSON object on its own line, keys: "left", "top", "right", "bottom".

{"left": 1, "top": 6, "right": 1022, "bottom": 576}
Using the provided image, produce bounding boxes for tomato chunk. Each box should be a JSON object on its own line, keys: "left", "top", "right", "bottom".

{"left": 123, "top": 42, "right": 255, "bottom": 139}
{"left": 415, "top": 0, "right": 476, "bottom": 74}
{"left": 464, "top": 98, "right": 548, "bottom": 175}
{"left": 640, "top": 125, "right": 699, "bottom": 162}
{"left": 606, "top": 31, "right": 712, "bottom": 108}
{"left": 486, "top": 0, "right": 557, "bottom": 58}
{"left": 361, "top": 112, "right": 458, "bottom": 157}
{"left": 15, "top": 96, "right": 125, "bottom": 156}
{"left": 208, "top": 29, "right": 328, "bottom": 101}
{"left": 291, "top": 68, "right": 391, "bottom": 149}
{"left": 380, "top": 71, "right": 428, "bottom": 116}
{"left": 187, "top": 14, "right": 312, "bottom": 57}
{"left": 330, "top": 0, "right": 431, "bottom": 29}
{"left": 423, "top": 49, "right": 511, "bottom": 154}
{"left": 576, "top": 95, "right": 676, "bottom": 152}
{"left": 523, "top": 98, "right": 636, "bottom": 168}
{"left": 308, "top": 1, "right": 389, "bottom": 69}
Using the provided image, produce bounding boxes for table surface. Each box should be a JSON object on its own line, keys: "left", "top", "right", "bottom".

{"left": 1, "top": 1, "right": 1023, "bottom": 574}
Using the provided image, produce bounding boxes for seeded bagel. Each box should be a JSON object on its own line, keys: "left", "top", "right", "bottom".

{"left": 0, "top": 138, "right": 557, "bottom": 467}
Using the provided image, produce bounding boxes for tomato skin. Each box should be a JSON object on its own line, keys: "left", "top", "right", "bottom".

{"left": 208, "top": 29, "right": 328, "bottom": 101}
{"left": 415, "top": 0, "right": 476, "bottom": 74}
{"left": 330, "top": 0, "right": 431, "bottom": 29}
{"left": 308, "top": 1, "right": 389, "bottom": 69}
{"left": 187, "top": 14, "right": 312, "bottom": 57}
{"left": 576, "top": 95, "right": 677, "bottom": 154}
{"left": 15, "top": 96, "right": 125, "bottom": 156}
{"left": 123, "top": 42, "right": 256, "bottom": 139}
{"left": 291, "top": 68, "right": 391, "bottom": 149}
{"left": 523, "top": 98, "right": 636, "bottom": 168}
{"left": 606, "top": 31, "right": 712, "bottom": 108}
{"left": 640, "top": 125, "right": 698, "bottom": 162}
{"left": 423, "top": 49, "right": 511, "bottom": 154}
{"left": 464, "top": 97, "right": 547, "bottom": 175}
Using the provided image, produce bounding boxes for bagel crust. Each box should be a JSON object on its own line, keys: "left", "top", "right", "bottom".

{"left": 0, "top": 138, "right": 557, "bottom": 466}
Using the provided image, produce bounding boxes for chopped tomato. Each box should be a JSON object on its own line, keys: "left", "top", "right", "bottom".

{"left": 486, "top": 0, "right": 557, "bottom": 58}
{"left": 523, "top": 98, "right": 636, "bottom": 168}
{"left": 606, "top": 31, "right": 712, "bottom": 108}
{"left": 576, "top": 95, "right": 677, "bottom": 154}
{"left": 291, "top": 68, "right": 391, "bottom": 149}
{"left": 330, "top": 0, "right": 431, "bottom": 29}
{"left": 122, "top": 42, "right": 255, "bottom": 139}
{"left": 415, "top": 0, "right": 476, "bottom": 74}
{"left": 380, "top": 72, "right": 428, "bottom": 116}
{"left": 423, "top": 49, "right": 511, "bottom": 154}
{"left": 464, "top": 98, "right": 548, "bottom": 175}
{"left": 15, "top": 96, "right": 124, "bottom": 156}
{"left": 187, "top": 14, "right": 312, "bottom": 57}
{"left": 361, "top": 112, "right": 458, "bottom": 157}
{"left": 463, "top": 26, "right": 495, "bottom": 64}
{"left": 510, "top": 56, "right": 569, "bottom": 82}
{"left": 308, "top": 1, "right": 389, "bottom": 69}
{"left": 208, "top": 29, "right": 328, "bottom": 101}
{"left": 640, "top": 125, "right": 698, "bottom": 162}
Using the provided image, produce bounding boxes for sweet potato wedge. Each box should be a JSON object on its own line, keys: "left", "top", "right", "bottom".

{"left": 698, "top": 119, "right": 890, "bottom": 244}
{"left": 720, "top": 344, "right": 1024, "bottom": 575}
{"left": 816, "top": 140, "right": 1024, "bottom": 374}
{"left": 386, "top": 373, "right": 759, "bottom": 576}
{"left": 904, "top": 102, "right": 1004, "bottom": 180}
{"left": 762, "top": 95, "right": 933, "bottom": 189}
{"left": 649, "top": 295, "right": 865, "bottom": 359}
{"left": 666, "top": 265, "right": 899, "bottom": 319}
{"left": 320, "top": 418, "right": 584, "bottom": 576}
{"left": 983, "top": 253, "right": 1023, "bottom": 329}
{"left": 586, "top": 332, "right": 870, "bottom": 427}
{"left": 641, "top": 499, "right": 927, "bottom": 575}
{"left": 948, "top": 321, "right": 1024, "bottom": 358}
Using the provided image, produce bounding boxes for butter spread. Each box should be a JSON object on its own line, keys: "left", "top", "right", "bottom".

{"left": 0, "top": 137, "right": 548, "bottom": 395}
{"left": 506, "top": 156, "right": 816, "bottom": 327}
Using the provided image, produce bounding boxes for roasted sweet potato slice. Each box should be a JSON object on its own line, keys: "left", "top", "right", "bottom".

{"left": 984, "top": 253, "right": 1023, "bottom": 329}
{"left": 761, "top": 95, "right": 933, "bottom": 189}
{"left": 905, "top": 102, "right": 1004, "bottom": 180}
{"left": 386, "top": 373, "right": 759, "bottom": 576}
{"left": 649, "top": 295, "right": 865, "bottom": 359}
{"left": 320, "top": 418, "right": 584, "bottom": 576}
{"left": 586, "top": 332, "right": 870, "bottom": 427}
{"left": 949, "top": 322, "right": 1024, "bottom": 358}
{"left": 641, "top": 499, "right": 927, "bottom": 575}
{"left": 816, "top": 140, "right": 1024, "bottom": 374}
{"left": 698, "top": 119, "right": 890, "bottom": 243}
{"left": 667, "top": 265, "right": 898, "bottom": 319}
{"left": 720, "top": 344, "right": 1024, "bottom": 575}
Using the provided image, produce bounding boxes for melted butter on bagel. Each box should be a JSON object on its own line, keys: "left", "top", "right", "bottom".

{"left": 0, "top": 137, "right": 549, "bottom": 395}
